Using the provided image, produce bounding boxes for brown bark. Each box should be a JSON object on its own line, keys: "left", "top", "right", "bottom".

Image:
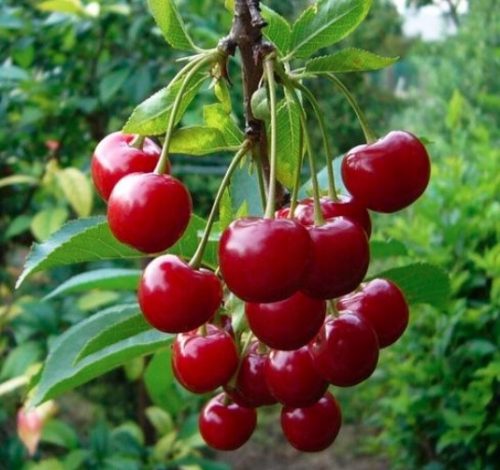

{"left": 220, "top": 0, "right": 286, "bottom": 207}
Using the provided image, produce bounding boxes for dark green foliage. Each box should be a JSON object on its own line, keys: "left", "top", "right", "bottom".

{"left": 346, "top": 2, "right": 500, "bottom": 467}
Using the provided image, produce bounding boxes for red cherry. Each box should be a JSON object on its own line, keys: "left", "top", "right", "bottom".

{"left": 138, "top": 255, "right": 222, "bottom": 333}
{"left": 108, "top": 172, "right": 191, "bottom": 253}
{"left": 265, "top": 346, "right": 328, "bottom": 408}
{"left": 342, "top": 131, "right": 431, "bottom": 213}
{"left": 172, "top": 325, "right": 238, "bottom": 394}
{"left": 281, "top": 392, "right": 342, "bottom": 452}
{"left": 245, "top": 292, "right": 326, "bottom": 351}
{"left": 199, "top": 393, "right": 257, "bottom": 451}
{"left": 219, "top": 217, "right": 312, "bottom": 303}
{"left": 225, "top": 342, "right": 277, "bottom": 408}
{"left": 91, "top": 132, "right": 163, "bottom": 200}
{"left": 279, "top": 196, "right": 371, "bottom": 236}
{"left": 302, "top": 217, "right": 370, "bottom": 300}
{"left": 337, "top": 279, "right": 409, "bottom": 348}
{"left": 309, "top": 313, "right": 379, "bottom": 387}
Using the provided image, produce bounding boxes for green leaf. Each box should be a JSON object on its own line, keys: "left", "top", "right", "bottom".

{"left": 170, "top": 103, "right": 244, "bottom": 155}
{"left": 17, "top": 216, "right": 141, "bottom": 289}
{"left": 203, "top": 104, "right": 243, "bottom": 146}
{"left": 99, "top": 68, "right": 131, "bottom": 103}
{"left": 0, "top": 341, "right": 42, "bottom": 380}
{"left": 273, "top": 98, "right": 301, "bottom": 188}
{"left": 31, "top": 207, "right": 69, "bottom": 242}
{"left": 123, "top": 73, "right": 206, "bottom": 135}
{"left": 372, "top": 263, "right": 450, "bottom": 308}
{"left": 37, "top": 0, "right": 84, "bottom": 15}
{"left": 77, "top": 291, "right": 119, "bottom": 312}
{"left": 147, "top": 0, "right": 196, "bottom": 51}
{"left": 43, "top": 269, "right": 141, "bottom": 300}
{"left": 370, "top": 239, "right": 408, "bottom": 259}
{"left": 288, "top": 0, "right": 372, "bottom": 60}
{"left": 27, "top": 459, "right": 64, "bottom": 470}
{"left": 169, "top": 126, "right": 237, "bottom": 155}
{"left": 62, "top": 450, "right": 89, "bottom": 470}
{"left": 144, "top": 349, "right": 184, "bottom": 415}
{"left": 41, "top": 419, "right": 79, "bottom": 449}
{"left": 224, "top": 0, "right": 234, "bottom": 12}
{"left": 0, "top": 174, "right": 38, "bottom": 188}
{"left": 446, "top": 89, "right": 465, "bottom": 130}
{"left": 30, "top": 305, "right": 171, "bottom": 405}
{"left": 230, "top": 162, "right": 264, "bottom": 217}
{"left": 55, "top": 168, "right": 93, "bottom": 217}
{"left": 305, "top": 48, "right": 398, "bottom": 74}
{"left": 17, "top": 215, "right": 213, "bottom": 289}
{"left": 4, "top": 215, "right": 32, "bottom": 240}
{"left": 214, "top": 79, "right": 232, "bottom": 113}
{"left": 261, "top": 6, "right": 292, "bottom": 56}
{"left": 145, "top": 406, "right": 174, "bottom": 435}
{"left": 123, "top": 357, "right": 145, "bottom": 381}
{"left": 76, "top": 309, "right": 151, "bottom": 361}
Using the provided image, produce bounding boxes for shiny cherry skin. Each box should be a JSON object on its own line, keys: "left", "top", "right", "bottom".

{"left": 278, "top": 196, "right": 371, "bottom": 236}
{"left": 199, "top": 393, "right": 257, "bottom": 451}
{"left": 337, "top": 278, "right": 409, "bottom": 348}
{"left": 265, "top": 346, "right": 328, "bottom": 408}
{"left": 342, "top": 131, "right": 431, "bottom": 213}
{"left": 91, "top": 132, "right": 163, "bottom": 201}
{"left": 225, "top": 342, "right": 277, "bottom": 408}
{"left": 108, "top": 172, "right": 191, "bottom": 253}
{"left": 138, "top": 255, "right": 222, "bottom": 333}
{"left": 245, "top": 292, "right": 326, "bottom": 351}
{"left": 219, "top": 217, "right": 312, "bottom": 303}
{"left": 281, "top": 392, "right": 342, "bottom": 452}
{"left": 309, "top": 313, "right": 379, "bottom": 387}
{"left": 302, "top": 217, "right": 370, "bottom": 300}
{"left": 172, "top": 325, "right": 238, "bottom": 394}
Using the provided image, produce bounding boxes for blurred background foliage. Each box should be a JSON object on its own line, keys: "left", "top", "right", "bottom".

{"left": 0, "top": 0, "right": 498, "bottom": 469}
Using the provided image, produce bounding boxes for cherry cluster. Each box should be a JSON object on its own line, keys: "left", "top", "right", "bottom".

{"left": 91, "top": 129, "right": 430, "bottom": 452}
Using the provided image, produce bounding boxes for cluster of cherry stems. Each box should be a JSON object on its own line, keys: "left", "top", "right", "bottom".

{"left": 91, "top": 71, "right": 430, "bottom": 452}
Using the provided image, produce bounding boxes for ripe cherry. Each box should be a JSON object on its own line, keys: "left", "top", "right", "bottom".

{"left": 108, "top": 172, "right": 191, "bottom": 253}
{"left": 138, "top": 255, "right": 222, "bottom": 333}
{"left": 342, "top": 131, "right": 431, "bottom": 213}
{"left": 91, "top": 132, "right": 163, "bottom": 201}
{"left": 199, "top": 393, "right": 257, "bottom": 451}
{"left": 219, "top": 217, "right": 312, "bottom": 303}
{"left": 302, "top": 217, "right": 370, "bottom": 300}
{"left": 225, "top": 342, "right": 276, "bottom": 408}
{"left": 309, "top": 313, "right": 379, "bottom": 387}
{"left": 245, "top": 292, "right": 326, "bottom": 351}
{"left": 265, "top": 346, "right": 328, "bottom": 408}
{"left": 278, "top": 195, "right": 372, "bottom": 236}
{"left": 172, "top": 324, "right": 238, "bottom": 394}
{"left": 337, "top": 278, "right": 409, "bottom": 348}
{"left": 281, "top": 392, "right": 342, "bottom": 452}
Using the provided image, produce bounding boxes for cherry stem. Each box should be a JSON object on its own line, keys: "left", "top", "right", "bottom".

{"left": 253, "top": 147, "right": 268, "bottom": 212}
{"left": 285, "top": 88, "right": 304, "bottom": 218}
{"left": 257, "top": 341, "right": 267, "bottom": 355}
{"left": 263, "top": 57, "right": 278, "bottom": 220}
{"left": 326, "top": 73, "right": 377, "bottom": 144}
{"left": 295, "top": 82, "right": 338, "bottom": 200}
{"left": 199, "top": 322, "right": 208, "bottom": 337}
{"left": 287, "top": 87, "right": 325, "bottom": 227}
{"left": 227, "top": 331, "right": 254, "bottom": 390}
{"left": 189, "top": 141, "right": 252, "bottom": 269}
{"left": 129, "top": 135, "right": 146, "bottom": 150}
{"left": 155, "top": 54, "right": 216, "bottom": 175}
{"left": 328, "top": 300, "right": 340, "bottom": 318}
